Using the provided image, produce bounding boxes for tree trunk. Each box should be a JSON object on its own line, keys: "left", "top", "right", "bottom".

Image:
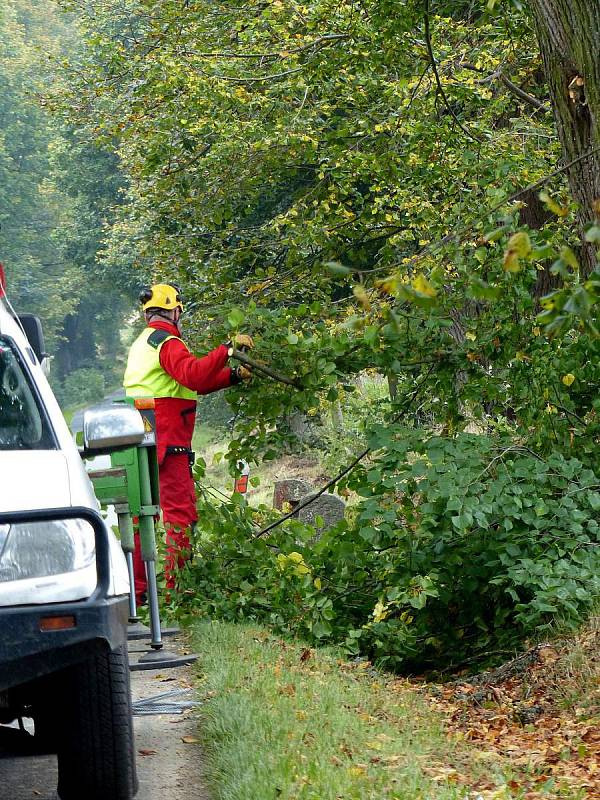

{"left": 518, "top": 188, "right": 560, "bottom": 302}
{"left": 528, "top": 0, "right": 600, "bottom": 276}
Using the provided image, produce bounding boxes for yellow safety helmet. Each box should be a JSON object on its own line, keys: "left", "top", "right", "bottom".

{"left": 139, "top": 283, "right": 184, "bottom": 312}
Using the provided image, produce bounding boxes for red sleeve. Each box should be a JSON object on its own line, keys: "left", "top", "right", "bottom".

{"left": 159, "top": 340, "right": 233, "bottom": 394}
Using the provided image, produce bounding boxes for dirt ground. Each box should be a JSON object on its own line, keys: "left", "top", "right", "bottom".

{"left": 0, "top": 637, "right": 209, "bottom": 800}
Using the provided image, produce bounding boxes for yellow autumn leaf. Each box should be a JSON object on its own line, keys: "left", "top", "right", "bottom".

{"left": 465, "top": 331, "right": 476, "bottom": 341}
{"left": 247, "top": 282, "right": 267, "bottom": 295}
{"left": 375, "top": 276, "right": 398, "bottom": 295}
{"left": 507, "top": 232, "right": 532, "bottom": 257}
{"left": 503, "top": 231, "right": 531, "bottom": 272}
{"left": 539, "top": 190, "right": 568, "bottom": 217}
{"left": 503, "top": 249, "right": 521, "bottom": 272}
{"left": 372, "top": 601, "right": 389, "bottom": 622}
{"left": 412, "top": 274, "right": 437, "bottom": 297}
{"left": 365, "top": 739, "right": 384, "bottom": 750}
{"left": 562, "top": 373, "right": 575, "bottom": 386}
{"left": 348, "top": 766, "right": 367, "bottom": 777}
{"left": 353, "top": 284, "right": 371, "bottom": 310}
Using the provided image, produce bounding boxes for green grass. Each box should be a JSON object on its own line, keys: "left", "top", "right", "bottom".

{"left": 192, "top": 622, "right": 485, "bottom": 800}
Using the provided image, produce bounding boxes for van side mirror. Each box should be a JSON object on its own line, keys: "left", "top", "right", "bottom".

{"left": 17, "top": 314, "right": 47, "bottom": 363}
{"left": 82, "top": 404, "right": 145, "bottom": 456}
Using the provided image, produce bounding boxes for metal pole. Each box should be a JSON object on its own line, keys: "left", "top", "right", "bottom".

{"left": 117, "top": 508, "right": 138, "bottom": 622}
{"left": 137, "top": 447, "right": 163, "bottom": 651}
{"left": 125, "top": 552, "right": 138, "bottom": 621}
{"left": 145, "top": 563, "right": 162, "bottom": 649}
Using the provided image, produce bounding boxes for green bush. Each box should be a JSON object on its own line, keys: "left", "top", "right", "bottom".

{"left": 172, "top": 428, "right": 600, "bottom": 673}
{"left": 196, "top": 388, "right": 234, "bottom": 430}
{"left": 60, "top": 367, "right": 106, "bottom": 408}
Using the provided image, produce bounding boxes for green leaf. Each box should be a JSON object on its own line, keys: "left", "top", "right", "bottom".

{"left": 312, "top": 620, "right": 332, "bottom": 638}
{"left": 469, "top": 277, "right": 501, "bottom": 301}
{"left": 325, "top": 261, "right": 351, "bottom": 275}
{"left": 227, "top": 308, "right": 245, "bottom": 328}
{"left": 585, "top": 225, "right": 600, "bottom": 244}
{"left": 587, "top": 491, "right": 600, "bottom": 511}
{"left": 560, "top": 246, "right": 579, "bottom": 271}
{"left": 483, "top": 225, "right": 507, "bottom": 243}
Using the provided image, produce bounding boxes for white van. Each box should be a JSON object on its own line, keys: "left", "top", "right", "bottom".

{"left": 0, "top": 274, "right": 141, "bottom": 799}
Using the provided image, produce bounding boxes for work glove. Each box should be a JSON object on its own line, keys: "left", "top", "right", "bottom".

{"left": 233, "top": 365, "right": 253, "bottom": 383}
{"left": 234, "top": 334, "right": 254, "bottom": 351}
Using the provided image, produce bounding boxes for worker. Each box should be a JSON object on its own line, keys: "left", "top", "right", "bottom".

{"left": 123, "top": 282, "right": 253, "bottom": 602}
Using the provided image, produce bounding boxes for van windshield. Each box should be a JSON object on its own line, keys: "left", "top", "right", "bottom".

{"left": 0, "top": 336, "right": 54, "bottom": 450}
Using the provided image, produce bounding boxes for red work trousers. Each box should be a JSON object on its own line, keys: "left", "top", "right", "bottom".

{"left": 133, "top": 452, "right": 197, "bottom": 602}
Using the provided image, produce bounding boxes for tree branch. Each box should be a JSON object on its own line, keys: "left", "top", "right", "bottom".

{"left": 231, "top": 348, "right": 302, "bottom": 388}
{"left": 497, "top": 71, "right": 550, "bottom": 112}
{"left": 209, "top": 67, "right": 303, "bottom": 83}
{"left": 423, "top": 0, "right": 480, "bottom": 142}
{"left": 183, "top": 34, "right": 350, "bottom": 61}
{"left": 251, "top": 367, "right": 434, "bottom": 539}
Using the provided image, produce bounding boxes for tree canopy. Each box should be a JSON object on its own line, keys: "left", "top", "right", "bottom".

{"left": 0, "top": 0, "right": 133, "bottom": 393}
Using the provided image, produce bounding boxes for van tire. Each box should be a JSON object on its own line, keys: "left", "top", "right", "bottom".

{"left": 56, "top": 643, "right": 138, "bottom": 800}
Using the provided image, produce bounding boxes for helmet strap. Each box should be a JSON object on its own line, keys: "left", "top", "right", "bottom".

{"left": 145, "top": 308, "right": 176, "bottom": 323}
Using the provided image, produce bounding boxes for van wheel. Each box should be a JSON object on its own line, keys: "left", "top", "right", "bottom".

{"left": 56, "top": 643, "right": 138, "bottom": 800}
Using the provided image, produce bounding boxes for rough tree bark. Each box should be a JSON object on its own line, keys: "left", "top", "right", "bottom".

{"left": 528, "top": 0, "right": 600, "bottom": 277}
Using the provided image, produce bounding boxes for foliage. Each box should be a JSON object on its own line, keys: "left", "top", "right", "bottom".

{"left": 0, "top": 0, "right": 133, "bottom": 380}
{"left": 52, "top": 0, "right": 600, "bottom": 670}
{"left": 56, "top": 366, "right": 106, "bottom": 408}
{"left": 52, "top": 0, "right": 579, "bottom": 464}
{"left": 173, "top": 429, "right": 600, "bottom": 672}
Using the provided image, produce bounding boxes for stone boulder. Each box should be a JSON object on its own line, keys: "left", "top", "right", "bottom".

{"left": 273, "top": 479, "right": 313, "bottom": 511}
{"left": 297, "top": 492, "right": 346, "bottom": 532}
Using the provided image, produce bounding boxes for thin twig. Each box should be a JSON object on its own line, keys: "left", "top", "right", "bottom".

{"left": 253, "top": 445, "right": 370, "bottom": 539}
{"left": 210, "top": 67, "right": 303, "bottom": 83}
{"left": 184, "top": 34, "right": 350, "bottom": 60}
{"left": 251, "top": 366, "right": 435, "bottom": 539}
{"left": 423, "top": 0, "right": 480, "bottom": 142}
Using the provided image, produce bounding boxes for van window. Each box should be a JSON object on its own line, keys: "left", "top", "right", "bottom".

{"left": 0, "top": 336, "right": 54, "bottom": 450}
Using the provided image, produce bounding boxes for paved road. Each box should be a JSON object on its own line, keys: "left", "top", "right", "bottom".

{"left": 0, "top": 639, "right": 208, "bottom": 800}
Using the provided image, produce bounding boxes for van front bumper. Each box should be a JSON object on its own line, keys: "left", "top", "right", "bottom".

{"left": 0, "top": 507, "right": 129, "bottom": 691}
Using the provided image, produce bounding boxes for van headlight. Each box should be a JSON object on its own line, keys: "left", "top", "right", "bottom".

{"left": 0, "top": 520, "right": 95, "bottom": 582}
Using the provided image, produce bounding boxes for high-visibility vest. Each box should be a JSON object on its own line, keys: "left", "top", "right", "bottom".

{"left": 123, "top": 328, "right": 197, "bottom": 400}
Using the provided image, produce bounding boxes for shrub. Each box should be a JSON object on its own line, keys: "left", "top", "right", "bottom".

{"left": 174, "top": 429, "right": 600, "bottom": 673}
{"left": 61, "top": 367, "right": 106, "bottom": 407}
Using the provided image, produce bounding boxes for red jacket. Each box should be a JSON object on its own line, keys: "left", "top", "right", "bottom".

{"left": 148, "top": 320, "right": 233, "bottom": 463}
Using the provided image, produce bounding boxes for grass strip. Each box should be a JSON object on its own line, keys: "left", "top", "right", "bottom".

{"left": 192, "top": 621, "right": 490, "bottom": 800}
